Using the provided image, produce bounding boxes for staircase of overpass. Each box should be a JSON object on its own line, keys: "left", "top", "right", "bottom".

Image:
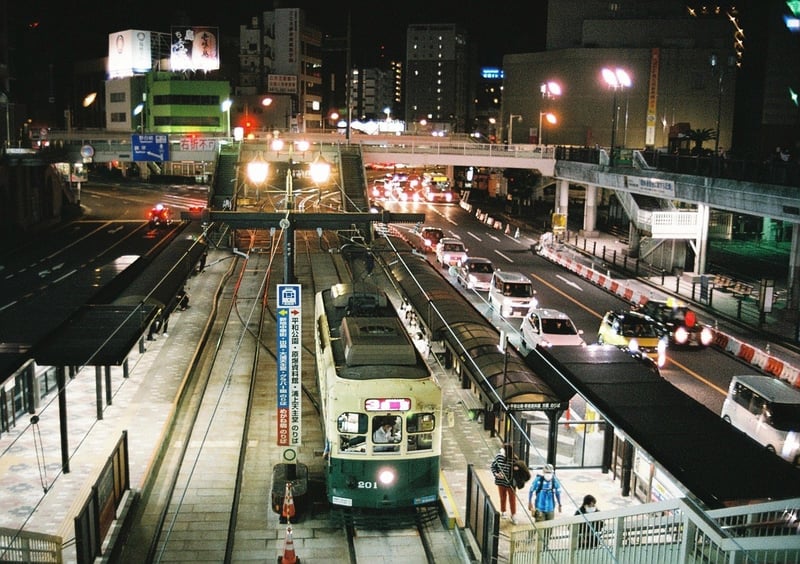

{"left": 337, "top": 144, "right": 368, "bottom": 212}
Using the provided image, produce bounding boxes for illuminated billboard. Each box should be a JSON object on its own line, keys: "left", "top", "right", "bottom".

{"left": 107, "top": 30, "right": 152, "bottom": 79}
{"left": 170, "top": 26, "right": 220, "bottom": 71}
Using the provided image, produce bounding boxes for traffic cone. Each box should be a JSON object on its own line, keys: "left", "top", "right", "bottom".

{"left": 505, "top": 224, "right": 511, "bottom": 235}
{"left": 278, "top": 524, "right": 299, "bottom": 564}
{"left": 281, "top": 481, "right": 296, "bottom": 522}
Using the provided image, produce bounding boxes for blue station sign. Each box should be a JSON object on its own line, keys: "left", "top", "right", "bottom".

{"left": 131, "top": 134, "right": 170, "bottom": 162}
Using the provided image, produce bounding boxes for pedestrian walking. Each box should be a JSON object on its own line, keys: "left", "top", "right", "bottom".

{"left": 491, "top": 444, "right": 519, "bottom": 524}
{"left": 528, "top": 463, "right": 562, "bottom": 521}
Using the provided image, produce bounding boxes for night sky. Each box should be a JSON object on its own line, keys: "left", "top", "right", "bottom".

{"left": 7, "top": 1, "right": 548, "bottom": 68}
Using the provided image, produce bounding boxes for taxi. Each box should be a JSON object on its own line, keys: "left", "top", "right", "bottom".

{"left": 597, "top": 310, "right": 667, "bottom": 368}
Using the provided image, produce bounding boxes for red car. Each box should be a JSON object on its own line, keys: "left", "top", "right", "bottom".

{"left": 148, "top": 204, "right": 173, "bottom": 227}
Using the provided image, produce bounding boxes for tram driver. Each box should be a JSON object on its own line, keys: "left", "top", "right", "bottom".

{"left": 373, "top": 417, "right": 401, "bottom": 452}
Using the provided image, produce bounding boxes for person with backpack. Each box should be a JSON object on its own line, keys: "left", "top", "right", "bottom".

{"left": 528, "top": 463, "right": 562, "bottom": 521}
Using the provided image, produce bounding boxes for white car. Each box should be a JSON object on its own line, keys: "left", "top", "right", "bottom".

{"left": 521, "top": 308, "right": 585, "bottom": 349}
{"left": 435, "top": 237, "right": 468, "bottom": 268}
{"left": 456, "top": 257, "right": 495, "bottom": 291}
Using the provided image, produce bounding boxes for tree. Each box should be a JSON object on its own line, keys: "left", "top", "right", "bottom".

{"left": 686, "top": 128, "right": 717, "bottom": 155}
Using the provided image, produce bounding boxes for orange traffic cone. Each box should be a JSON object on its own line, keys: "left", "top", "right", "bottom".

{"left": 278, "top": 524, "right": 299, "bottom": 564}
{"left": 282, "top": 481, "right": 296, "bottom": 522}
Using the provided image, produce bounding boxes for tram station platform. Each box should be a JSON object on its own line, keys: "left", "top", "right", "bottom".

{"left": 2, "top": 211, "right": 800, "bottom": 562}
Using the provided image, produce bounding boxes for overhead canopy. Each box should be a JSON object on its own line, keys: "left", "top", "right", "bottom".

{"left": 538, "top": 345, "right": 800, "bottom": 508}
{"left": 33, "top": 232, "right": 207, "bottom": 368}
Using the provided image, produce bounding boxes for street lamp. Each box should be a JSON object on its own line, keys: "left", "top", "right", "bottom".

{"left": 710, "top": 53, "right": 736, "bottom": 155}
{"left": 601, "top": 67, "right": 632, "bottom": 166}
{"left": 133, "top": 103, "right": 145, "bottom": 133}
{"left": 246, "top": 152, "right": 269, "bottom": 200}
{"left": 280, "top": 157, "right": 330, "bottom": 283}
{"left": 221, "top": 98, "right": 232, "bottom": 138}
{"left": 508, "top": 114, "right": 522, "bottom": 144}
{"left": 538, "top": 112, "right": 557, "bottom": 145}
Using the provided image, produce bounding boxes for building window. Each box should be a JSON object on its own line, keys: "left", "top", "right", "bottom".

{"left": 110, "top": 92, "right": 126, "bottom": 103}
{"left": 110, "top": 112, "right": 127, "bottom": 123}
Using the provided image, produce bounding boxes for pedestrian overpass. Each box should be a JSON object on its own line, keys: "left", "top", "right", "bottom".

{"left": 46, "top": 130, "right": 800, "bottom": 287}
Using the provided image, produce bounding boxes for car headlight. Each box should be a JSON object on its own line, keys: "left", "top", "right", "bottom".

{"left": 540, "top": 339, "right": 553, "bottom": 348}
{"left": 658, "top": 338, "right": 668, "bottom": 354}
{"left": 674, "top": 326, "right": 688, "bottom": 344}
{"left": 700, "top": 327, "right": 713, "bottom": 346}
{"left": 629, "top": 338, "right": 640, "bottom": 353}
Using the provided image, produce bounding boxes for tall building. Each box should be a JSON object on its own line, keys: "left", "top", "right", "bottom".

{"left": 502, "top": 0, "right": 733, "bottom": 149}
{"left": 237, "top": 8, "right": 322, "bottom": 133}
{"left": 352, "top": 67, "right": 395, "bottom": 121}
{"left": 404, "top": 23, "right": 470, "bottom": 132}
{"left": 473, "top": 67, "right": 504, "bottom": 142}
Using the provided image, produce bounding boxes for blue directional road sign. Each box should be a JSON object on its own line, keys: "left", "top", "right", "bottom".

{"left": 131, "top": 134, "right": 170, "bottom": 162}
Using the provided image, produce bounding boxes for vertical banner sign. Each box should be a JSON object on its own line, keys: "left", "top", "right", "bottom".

{"left": 646, "top": 48, "right": 660, "bottom": 147}
{"left": 277, "top": 285, "right": 302, "bottom": 446}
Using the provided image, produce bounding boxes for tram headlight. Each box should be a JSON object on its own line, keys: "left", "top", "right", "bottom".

{"left": 378, "top": 468, "right": 396, "bottom": 486}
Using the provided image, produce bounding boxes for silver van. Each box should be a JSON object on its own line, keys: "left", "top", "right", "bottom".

{"left": 721, "top": 375, "right": 800, "bottom": 465}
{"left": 488, "top": 271, "right": 537, "bottom": 317}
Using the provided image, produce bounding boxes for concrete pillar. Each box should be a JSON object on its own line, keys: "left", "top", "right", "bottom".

{"left": 694, "top": 203, "right": 710, "bottom": 274}
{"left": 628, "top": 222, "right": 641, "bottom": 257}
{"left": 557, "top": 178, "right": 569, "bottom": 215}
{"left": 762, "top": 217, "right": 776, "bottom": 243}
{"left": 789, "top": 224, "right": 800, "bottom": 311}
{"left": 580, "top": 184, "right": 599, "bottom": 236}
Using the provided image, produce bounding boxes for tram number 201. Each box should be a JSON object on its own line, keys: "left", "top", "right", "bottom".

{"left": 357, "top": 481, "right": 378, "bottom": 489}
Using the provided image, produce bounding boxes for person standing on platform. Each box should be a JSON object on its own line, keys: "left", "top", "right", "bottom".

{"left": 491, "top": 443, "right": 518, "bottom": 524}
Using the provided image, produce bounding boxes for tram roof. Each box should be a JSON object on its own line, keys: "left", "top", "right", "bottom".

{"left": 535, "top": 345, "right": 800, "bottom": 508}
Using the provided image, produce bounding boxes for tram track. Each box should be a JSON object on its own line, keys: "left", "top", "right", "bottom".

{"left": 114, "top": 223, "right": 347, "bottom": 563}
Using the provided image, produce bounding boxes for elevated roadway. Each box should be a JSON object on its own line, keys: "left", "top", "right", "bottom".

{"left": 47, "top": 131, "right": 791, "bottom": 223}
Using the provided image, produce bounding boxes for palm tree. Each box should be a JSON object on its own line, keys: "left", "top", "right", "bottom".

{"left": 685, "top": 128, "right": 717, "bottom": 155}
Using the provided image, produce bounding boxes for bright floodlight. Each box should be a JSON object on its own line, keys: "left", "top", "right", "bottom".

{"left": 544, "top": 113, "right": 557, "bottom": 125}
{"left": 133, "top": 103, "right": 144, "bottom": 116}
{"left": 221, "top": 98, "right": 232, "bottom": 111}
{"left": 271, "top": 138, "right": 284, "bottom": 152}
{"left": 309, "top": 157, "right": 331, "bottom": 183}
{"left": 82, "top": 92, "right": 97, "bottom": 108}
{"left": 246, "top": 156, "right": 269, "bottom": 185}
{"left": 602, "top": 68, "right": 632, "bottom": 88}
{"left": 295, "top": 140, "right": 310, "bottom": 152}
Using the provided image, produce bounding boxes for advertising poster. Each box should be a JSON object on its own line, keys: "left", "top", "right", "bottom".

{"left": 170, "top": 26, "right": 219, "bottom": 71}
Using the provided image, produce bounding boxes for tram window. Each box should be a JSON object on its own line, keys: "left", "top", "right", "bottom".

{"left": 337, "top": 412, "right": 367, "bottom": 434}
{"left": 408, "top": 433, "right": 433, "bottom": 451}
{"left": 407, "top": 412, "right": 435, "bottom": 433}
{"left": 373, "top": 415, "right": 401, "bottom": 453}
